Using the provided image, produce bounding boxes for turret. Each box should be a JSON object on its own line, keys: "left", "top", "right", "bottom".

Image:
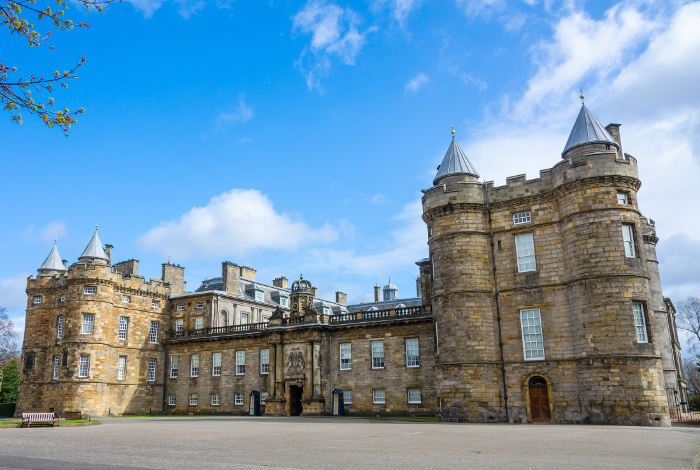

{"left": 37, "top": 242, "right": 67, "bottom": 277}
{"left": 78, "top": 227, "right": 109, "bottom": 265}
{"left": 562, "top": 101, "right": 620, "bottom": 160}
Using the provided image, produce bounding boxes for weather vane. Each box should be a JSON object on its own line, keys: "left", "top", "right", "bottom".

{"left": 579, "top": 89, "right": 585, "bottom": 103}
{"left": 451, "top": 124, "right": 455, "bottom": 136}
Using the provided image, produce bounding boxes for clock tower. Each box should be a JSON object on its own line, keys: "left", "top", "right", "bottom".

{"left": 290, "top": 275, "right": 314, "bottom": 318}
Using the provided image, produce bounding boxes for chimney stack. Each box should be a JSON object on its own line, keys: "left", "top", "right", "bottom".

{"left": 162, "top": 262, "right": 186, "bottom": 295}
{"left": 273, "top": 277, "right": 289, "bottom": 289}
{"left": 105, "top": 244, "right": 113, "bottom": 263}
{"left": 335, "top": 291, "right": 347, "bottom": 305}
{"left": 222, "top": 261, "right": 241, "bottom": 295}
{"left": 374, "top": 283, "right": 380, "bottom": 302}
{"left": 605, "top": 123, "right": 622, "bottom": 147}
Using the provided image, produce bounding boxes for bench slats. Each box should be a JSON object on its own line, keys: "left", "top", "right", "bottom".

{"left": 21, "top": 412, "right": 59, "bottom": 428}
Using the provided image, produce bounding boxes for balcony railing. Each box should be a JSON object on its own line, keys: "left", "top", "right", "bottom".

{"left": 170, "top": 322, "right": 268, "bottom": 339}
{"left": 330, "top": 305, "right": 427, "bottom": 324}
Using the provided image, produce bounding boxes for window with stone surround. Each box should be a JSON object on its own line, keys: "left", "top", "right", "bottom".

{"left": 175, "top": 318, "right": 184, "bottom": 333}
{"left": 121, "top": 295, "right": 130, "bottom": 303}
{"left": 234, "top": 393, "right": 244, "bottom": 405}
{"left": 82, "top": 314, "right": 94, "bottom": 335}
{"left": 236, "top": 351, "right": 246, "bottom": 375}
{"left": 168, "top": 394, "right": 175, "bottom": 406}
{"left": 149, "top": 321, "right": 158, "bottom": 343}
{"left": 343, "top": 390, "right": 352, "bottom": 404}
{"left": 633, "top": 302, "right": 649, "bottom": 343}
{"left": 407, "top": 388, "right": 422, "bottom": 404}
{"left": 280, "top": 296, "right": 289, "bottom": 308}
{"left": 254, "top": 289, "right": 264, "bottom": 302}
{"left": 260, "top": 349, "right": 269, "bottom": 375}
{"left": 118, "top": 356, "right": 126, "bottom": 380}
{"left": 118, "top": 316, "right": 128, "bottom": 340}
{"left": 212, "top": 352, "right": 222, "bottom": 376}
{"left": 189, "top": 393, "right": 197, "bottom": 406}
{"left": 78, "top": 354, "right": 90, "bottom": 378}
{"left": 211, "top": 393, "right": 220, "bottom": 406}
{"left": 240, "top": 313, "right": 248, "bottom": 325}
{"left": 148, "top": 358, "right": 156, "bottom": 382}
{"left": 84, "top": 286, "right": 96, "bottom": 295}
{"left": 520, "top": 308, "right": 545, "bottom": 360}
{"left": 56, "top": 315, "right": 63, "bottom": 339}
{"left": 60, "top": 294, "right": 65, "bottom": 302}
{"left": 622, "top": 224, "right": 636, "bottom": 258}
{"left": 513, "top": 211, "right": 531, "bottom": 225}
{"left": 371, "top": 341, "right": 384, "bottom": 369}
{"left": 196, "top": 301, "right": 204, "bottom": 309}
{"left": 405, "top": 338, "right": 420, "bottom": 368}
{"left": 53, "top": 355, "right": 59, "bottom": 380}
{"left": 372, "top": 389, "right": 385, "bottom": 404}
{"left": 617, "top": 192, "right": 630, "bottom": 205}
{"left": 176, "top": 303, "right": 184, "bottom": 311}
{"left": 170, "top": 355, "right": 178, "bottom": 378}
{"left": 152, "top": 300, "right": 160, "bottom": 309}
{"left": 24, "top": 352, "right": 34, "bottom": 371}
{"left": 194, "top": 316, "right": 204, "bottom": 330}
{"left": 33, "top": 295, "right": 42, "bottom": 305}
{"left": 191, "top": 354, "right": 200, "bottom": 377}
{"left": 339, "top": 343, "right": 351, "bottom": 370}
{"left": 261, "top": 392, "right": 268, "bottom": 405}
{"left": 515, "top": 233, "right": 536, "bottom": 272}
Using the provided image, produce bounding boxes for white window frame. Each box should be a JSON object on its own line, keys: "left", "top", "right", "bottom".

{"left": 82, "top": 313, "right": 94, "bottom": 335}
{"left": 175, "top": 318, "right": 184, "bottom": 332}
{"left": 280, "top": 296, "right": 289, "bottom": 308}
{"left": 53, "top": 355, "right": 59, "bottom": 380}
{"left": 152, "top": 300, "right": 160, "bottom": 309}
{"left": 56, "top": 315, "right": 63, "bottom": 339}
{"left": 254, "top": 290, "right": 264, "bottom": 302}
{"left": 513, "top": 211, "right": 531, "bottom": 225}
{"left": 260, "top": 349, "right": 269, "bottom": 375}
{"left": 170, "top": 355, "right": 178, "bottom": 378}
{"left": 84, "top": 286, "right": 96, "bottom": 295}
{"left": 261, "top": 392, "right": 268, "bottom": 405}
{"left": 194, "top": 316, "right": 204, "bottom": 330}
{"left": 78, "top": 354, "right": 90, "bottom": 378}
{"left": 168, "top": 394, "right": 176, "bottom": 406}
{"left": 147, "top": 358, "right": 156, "bottom": 382}
{"left": 118, "top": 355, "right": 126, "bottom": 381}
{"left": 211, "top": 393, "right": 220, "bottom": 406}
{"left": 515, "top": 233, "right": 536, "bottom": 272}
{"left": 372, "top": 389, "right": 386, "bottom": 404}
{"left": 121, "top": 295, "right": 130, "bottom": 303}
{"left": 622, "top": 224, "right": 636, "bottom": 258}
{"left": 236, "top": 350, "right": 246, "bottom": 375}
{"left": 371, "top": 341, "right": 384, "bottom": 369}
{"left": 189, "top": 393, "right": 198, "bottom": 406}
{"left": 195, "top": 301, "right": 204, "bottom": 309}
{"left": 33, "top": 295, "right": 42, "bottom": 305}
{"left": 240, "top": 313, "right": 248, "bottom": 325}
{"left": 405, "top": 338, "right": 420, "bottom": 368}
{"left": 520, "top": 308, "right": 545, "bottom": 360}
{"left": 60, "top": 294, "right": 66, "bottom": 302}
{"left": 176, "top": 303, "right": 185, "bottom": 311}
{"left": 617, "top": 192, "right": 629, "bottom": 205}
{"left": 212, "top": 352, "right": 222, "bottom": 376}
{"left": 234, "top": 393, "right": 244, "bottom": 406}
{"left": 118, "top": 316, "right": 128, "bottom": 340}
{"left": 343, "top": 390, "right": 352, "bottom": 404}
{"left": 149, "top": 321, "right": 158, "bottom": 343}
{"left": 407, "top": 388, "right": 422, "bottom": 404}
{"left": 339, "top": 343, "right": 351, "bottom": 370}
{"left": 633, "top": 302, "right": 649, "bottom": 343}
{"left": 191, "top": 354, "right": 200, "bottom": 377}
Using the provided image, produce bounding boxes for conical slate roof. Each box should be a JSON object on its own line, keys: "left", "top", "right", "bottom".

{"left": 38, "top": 243, "right": 66, "bottom": 272}
{"left": 433, "top": 137, "right": 479, "bottom": 185}
{"left": 79, "top": 229, "right": 108, "bottom": 261}
{"left": 563, "top": 103, "right": 617, "bottom": 155}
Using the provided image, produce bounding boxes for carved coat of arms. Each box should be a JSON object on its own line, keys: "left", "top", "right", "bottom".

{"left": 287, "top": 348, "right": 305, "bottom": 377}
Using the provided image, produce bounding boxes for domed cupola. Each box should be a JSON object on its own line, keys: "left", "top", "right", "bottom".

{"left": 562, "top": 102, "right": 619, "bottom": 157}
{"left": 433, "top": 127, "right": 479, "bottom": 186}
{"left": 37, "top": 242, "right": 67, "bottom": 277}
{"left": 78, "top": 226, "right": 109, "bottom": 265}
{"left": 382, "top": 277, "right": 398, "bottom": 301}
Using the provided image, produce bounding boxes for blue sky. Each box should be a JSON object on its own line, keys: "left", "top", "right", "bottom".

{"left": 2, "top": 0, "right": 700, "bottom": 354}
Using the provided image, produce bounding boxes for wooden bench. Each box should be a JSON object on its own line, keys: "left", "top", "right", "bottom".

{"left": 64, "top": 411, "right": 84, "bottom": 420}
{"left": 21, "top": 412, "right": 59, "bottom": 428}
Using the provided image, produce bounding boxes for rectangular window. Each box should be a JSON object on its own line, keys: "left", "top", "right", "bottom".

{"left": 515, "top": 233, "right": 536, "bottom": 272}
{"left": 261, "top": 392, "right": 268, "bottom": 405}
{"left": 191, "top": 354, "right": 200, "bottom": 377}
{"left": 152, "top": 300, "right": 160, "bottom": 308}
{"left": 78, "top": 354, "right": 90, "bottom": 378}
{"left": 520, "top": 308, "right": 545, "bottom": 360}
{"left": 56, "top": 315, "right": 63, "bottom": 339}
{"left": 170, "top": 355, "right": 178, "bottom": 378}
{"left": 212, "top": 352, "right": 222, "bottom": 376}
{"left": 84, "top": 286, "right": 96, "bottom": 295}
{"left": 149, "top": 321, "right": 158, "bottom": 343}
{"left": 407, "top": 388, "right": 422, "bottom": 404}
{"left": 405, "top": 338, "right": 420, "bottom": 368}
{"left": 175, "top": 318, "right": 184, "bottom": 332}
{"left": 260, "top": 349, "right": 269, "bottom": 375}
{"left": 211, "top": 393, "right": 220, "bottom": 406}
{"left": 189, "top": 393, "right": 197, "bottom": 406}
{"left": 622, "top": 224, "right": 636, "bottom": 258}
{"left": 240, "top": 313, "right": 248, "bottom": 325}
{"left": 371, "top": 341, "right": 384, "bottom": 369}
{"left": 513, "top": 211, "right": 532, "bottom": 225}
{"left": 236, "top": 351, "right": 246, "bottom": 375}
{"left": 234, "top": 393, "right": 243, "bottom": 405}
{"left": 339, "top": 343, "right": 352, "bottom": 370}
{"left": 60, "top": 294, "right": 66, "bottom": 302}
{"left": 82, "top": 314, "right": 94, "bottom": 335}
{"left": 168, "top": 394, "right": 175, "bottom": 406}
{"left": 343, "top": 390, "right": 352, "bottom": 405}
{"left": 118, "top": 316, "right": 128, "bottom": 340}
{"left": 195, "top": 301, "right": 204, "bottom": 309}
{"left": 633, "top": 303, "right": 649, "bottom": 343}
{"left": 53, "top": 355, "right": 59, "bottom": 380}
{"left": 254, "top": 290, "right": 264, "bottom": 302}
{"left": 148, "top": 358, "right": 156, "bottom": 382}
{"left": 118, "top": 355, "right": 126, "bottom": 380}
{"left": 372, "top": 389, "right": 385, "bottom": 404}
{"left": 121, "top": 295, "right": 130, "bottom": 303}
{"left": 617, "top": 192, "right": 629, "bottom": 205}
{"left": 24, "top": 352, "right": 34, "bottom": 370}
{"left": 194, "top": 316, "right": 204, "bottom": 330}
{"left": 322, "top": 306, "right": 331, "bottom": 315}
{"left": 33, "top": 295, "right": 42, "bottom": 305}
{"left": 280, "top": 296, "right": 289, "bottom": 307}
{"left": 176, "top": 303, "right": 184, "bottom": 311}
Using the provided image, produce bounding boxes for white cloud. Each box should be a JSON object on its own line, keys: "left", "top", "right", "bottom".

{"left": 372, "top": 0, "right": 422, "bottom": 25}
{"left": 24, "top": 221, "right": 68, "bottom": 244}
{"left": 138, "top": 189, "right": 338, "bottom": 259}
{"left": 126, "top": 0, "right": 167, "bottom": 18}
{"left": 216, "top": 96, "right": 254, "bottom": 130}
{"left": 293, "top": 1, "right": 376, "bottom": 90}
{"left": 0, "top": 274, "right": 28, "bottom": 311}
{"left": 405, "top": 73, "right": 429, "bottom": 93}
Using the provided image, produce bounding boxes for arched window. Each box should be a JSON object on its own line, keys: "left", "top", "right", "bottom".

{"left": 220, "top": 310, "right": 228, "bottom": 327}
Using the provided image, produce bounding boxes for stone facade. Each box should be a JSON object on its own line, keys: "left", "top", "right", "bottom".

{"left": 16, "top": 104, "right": 686, "bottom": 425}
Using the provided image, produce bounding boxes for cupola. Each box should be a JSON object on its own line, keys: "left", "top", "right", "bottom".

{"left": 382, "top": 277, "right": 398, "bottom": 301}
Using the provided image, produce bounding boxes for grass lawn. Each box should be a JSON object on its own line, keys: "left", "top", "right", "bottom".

{"left": 0, "top": 418, "right": 100, "bottom": 427}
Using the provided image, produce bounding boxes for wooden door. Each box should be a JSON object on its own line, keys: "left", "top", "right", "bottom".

{"left": 529, "top": 377, "right": 551, "bottom": 422}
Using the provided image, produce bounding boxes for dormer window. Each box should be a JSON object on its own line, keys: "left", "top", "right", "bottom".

{"left": 513, "top": 211, "right": 531, "bottom": 225}
{"left": 323, "top": 306, "right": 331, "bottom": 315}
{"left": 280, "top": 296, "right": 289, "bottom": 307}
{"left": 254, "top": 289, "right": 264, "bottom": 302}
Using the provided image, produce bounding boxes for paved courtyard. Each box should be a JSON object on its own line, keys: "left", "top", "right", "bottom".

{"left": 1, "top": 417, "right": 699, "bottom": 469}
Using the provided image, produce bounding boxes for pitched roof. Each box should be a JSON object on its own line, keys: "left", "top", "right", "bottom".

{"left": 434, "top": 137, "right": 479, "bottom": 185}
{"left": 79, "top": 229, "right": 108, "bottom": 261}
{"left": 38, "top": 244, "right": 66, "bottom": 272}
{"left": 563, "top": 103, "right": 617, "bottom": 155}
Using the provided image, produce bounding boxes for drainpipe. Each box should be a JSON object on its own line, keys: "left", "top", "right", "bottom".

{"left": 328, "top": 332, "right": 333, "bottom": 414}
{"left": 484, "top": 183, "right": 509, "bottom": 423}
{"left": 162, "top": 343, "right": 169, "bottom": 414}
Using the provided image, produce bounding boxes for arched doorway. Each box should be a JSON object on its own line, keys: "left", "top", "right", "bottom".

{"left": 528, "top": 376, "right": 551, "bottom": 422}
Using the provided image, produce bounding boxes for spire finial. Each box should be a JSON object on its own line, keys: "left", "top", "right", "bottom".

{"left": 95, "top": 223, "right": 99, "bottom": 231}
{"left": 579, "top": 89, "right": 585, "bottom": 103}
{"left": 451, "top": 124, "right": 455, "bottom": 136}
{"left": 54, "top": 237, "right": 57, "bottom": 245}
